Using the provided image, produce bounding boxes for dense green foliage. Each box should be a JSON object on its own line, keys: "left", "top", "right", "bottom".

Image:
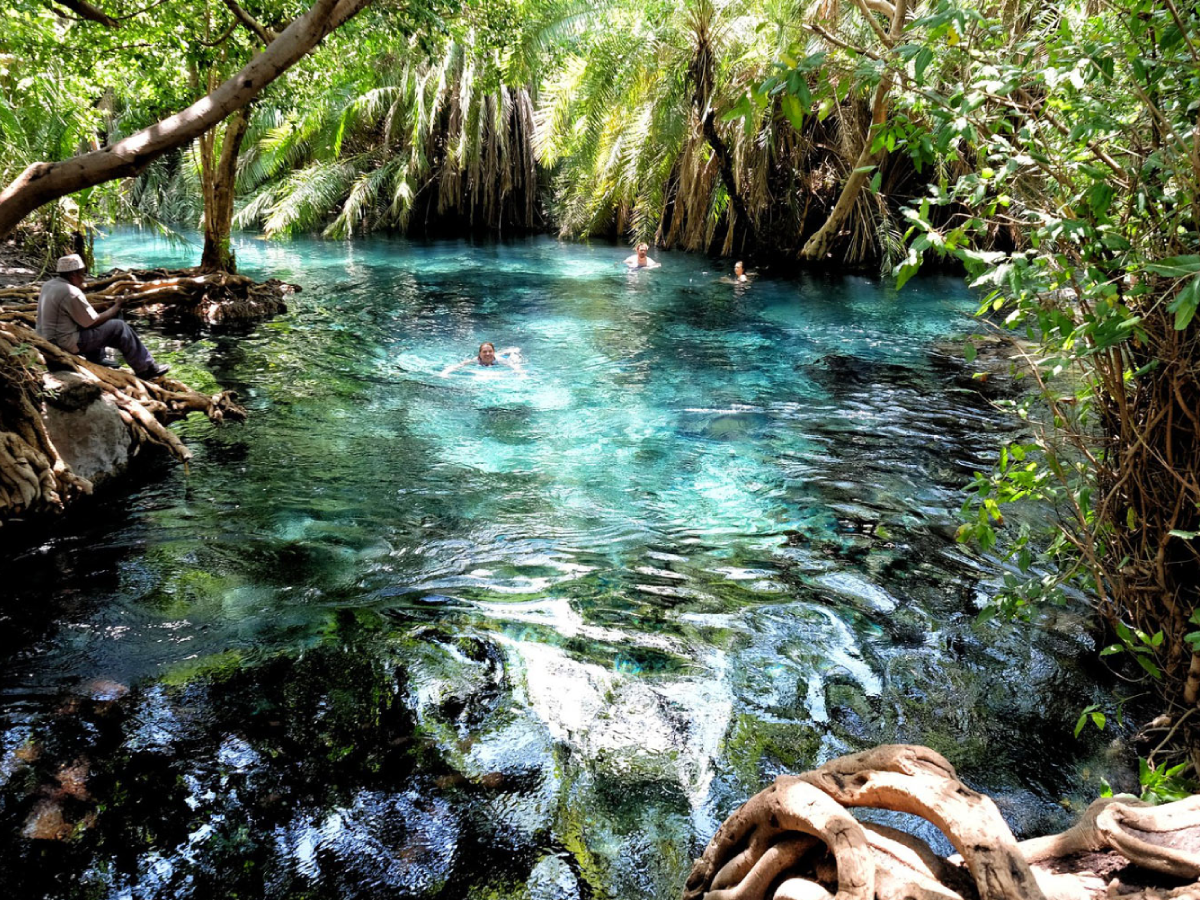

{"left": 1, "top": 0, "right": 952, "bottom": 262}
{"left": 869, "top": 0, "right": 1200, "bottom": 720}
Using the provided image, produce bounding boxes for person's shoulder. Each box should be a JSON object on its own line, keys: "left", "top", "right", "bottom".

{"left": 65, "top": 282, "right": 91, "bottom": 305}
{"left": 40, "top": 277, "right": 72, "bottom": 299}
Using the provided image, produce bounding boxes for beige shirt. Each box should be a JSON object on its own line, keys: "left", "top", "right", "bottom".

{"left": 36, "top": 276, "right": 97, "bottom": 354}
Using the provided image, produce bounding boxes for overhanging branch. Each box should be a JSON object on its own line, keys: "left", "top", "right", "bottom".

{"left": 0, "top": 0, "right": 371, "bottom": 239}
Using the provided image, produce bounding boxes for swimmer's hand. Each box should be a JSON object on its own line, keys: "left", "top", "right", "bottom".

{"left": 498, "top": 349, "right": 528, "bottom": 378}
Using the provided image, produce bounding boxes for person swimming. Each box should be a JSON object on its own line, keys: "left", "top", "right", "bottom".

{"left": 440, "top": 342, "right": 524, "bottom": 376}
{"left": 624, "top": 242, "right": 661, "bottom": 269}
{"left": 720, "top": 260, "right": 752, "bottom": 285}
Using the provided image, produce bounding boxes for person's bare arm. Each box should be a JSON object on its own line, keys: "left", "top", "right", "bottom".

{"left": 67, "top": 290, "right": 119, "bottom": 328}
{"left": 90, "top": 296, "right": 125, "bottom": 326}
{"left": 440, "top": 357, "right": 475, "bottom": 377}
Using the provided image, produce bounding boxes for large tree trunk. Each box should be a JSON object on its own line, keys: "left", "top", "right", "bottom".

{"left": 689, "top": 0, "right": 757, "bottom": 252}
{"left": 200, "top": 108, "right": 251, "bottom": 274}
{"left": 0, "top": 0, "right": 370, "bottom": 240}
{"left": 801, "top": 0, "right": 908, "bottom": 261}
{"left": 701, "top": 110, "right": 757, "bottom": 252}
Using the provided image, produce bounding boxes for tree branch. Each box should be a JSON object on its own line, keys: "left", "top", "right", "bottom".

{"left": 50, "top": 0, "right": 119, "bottom": 28}
{"left": 850, "top": 0, "right": 892, "bottom": 48}
{"left": 221, "top": 0, "right": 278, "bottom": 45}
{"left": 0, "top": 0, "right": 371, "bottom": 239}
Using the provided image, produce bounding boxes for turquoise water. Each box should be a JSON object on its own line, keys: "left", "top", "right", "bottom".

{"left": 0, "top": 231, "right": 1115, "bottom": 899}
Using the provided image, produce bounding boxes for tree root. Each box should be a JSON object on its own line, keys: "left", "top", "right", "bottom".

{"left": 0, "top": 266, "right": 295, "bottom": 328}
{"left": 0, "top": 320, "right": 244, "bottom": 525}
{"left": 796, "top": 744, "right": 1044, "bottom": 899}
{"left": 684, "top": 745, "right": 1200, "bottom": 900}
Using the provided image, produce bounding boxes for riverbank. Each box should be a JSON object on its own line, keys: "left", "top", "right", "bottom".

{"left": 0, "top": 255, "right": 294, "bottom": 528}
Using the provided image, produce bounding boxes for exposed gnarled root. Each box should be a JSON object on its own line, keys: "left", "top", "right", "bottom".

{"left": 0, "top": 266, "right": 294, "bottom": 329}
{"left": 0, "top": 321, "right": 244, "bottom": 526}
{"left": 685, "top": 745, "right": 1200, "bottom": 900}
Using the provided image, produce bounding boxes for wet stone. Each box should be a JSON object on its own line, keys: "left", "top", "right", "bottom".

{"left": 814, "top": 570, "right": 900, "bottom": 615}
{"left": 459, "top": 712, "right": 561, "bottom": 848}
{"left": 269, "top": 787, "right": 460, "bottom": 899}
{"left": 527, "top": 854, "right": 580, "bottom": 900}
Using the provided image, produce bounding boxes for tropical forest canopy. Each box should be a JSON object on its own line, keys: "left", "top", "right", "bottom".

{"left": 3, "top": 0, "right": 1200, "bottom": 737}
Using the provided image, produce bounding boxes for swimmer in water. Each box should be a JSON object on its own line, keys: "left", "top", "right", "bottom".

{"left": 624, "top": 242, "right": 660, "bottom": 269}
{"left": 721, "top": 260, "right": 751, "bottom": 285}
{"left": 440, "top": 342, "right": 524, "bottom": 376}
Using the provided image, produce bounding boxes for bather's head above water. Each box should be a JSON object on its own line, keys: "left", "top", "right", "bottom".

{"left": 441, "top": 342, "right": 524, "bottom": 377}
{"left": 624, "top": 242, "right": 660, "bottom": 269}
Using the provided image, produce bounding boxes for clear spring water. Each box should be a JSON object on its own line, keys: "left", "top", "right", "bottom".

{"left": 0, "top": 231, "right": 1117, "bottom": 899}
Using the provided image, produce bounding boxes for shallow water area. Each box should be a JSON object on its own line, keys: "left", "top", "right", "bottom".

{"left": 0, "top": 231, "right": 1116, "bottom": 899}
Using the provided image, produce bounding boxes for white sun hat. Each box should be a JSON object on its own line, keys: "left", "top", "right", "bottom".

{"left": 56, "top": 254, "right": 86, "bottom": 273}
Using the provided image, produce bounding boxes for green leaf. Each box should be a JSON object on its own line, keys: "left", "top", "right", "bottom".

{"left": 780, "top": 94, "right": 805, "bottom": 131}
{"left": 1145, "top": 256, "right": 1200, "bottom": 278}
{"left": 1169, "top": 530, "right": 1200, "bottom": 540}
{"left": 964, "top": 342, "right": 977, "bottom": 363}
{"left": 1168, "top": 276, "right": 1200, "bottom": 331}
{"left": 1135, "top": 654, "right": 1162, "bottom": 679}
{"left": 720, "top": 94, "right": 754, "bottom": 123}
{"left": 895, "top": 261, "right": 920, "bottom": 290}
{"left": 914, "top": 46, "right": 934, "bottom": 85}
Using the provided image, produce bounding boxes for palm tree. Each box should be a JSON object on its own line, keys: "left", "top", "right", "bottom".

{"left": 231, "top": 21, "right": 542, "bottom": 240}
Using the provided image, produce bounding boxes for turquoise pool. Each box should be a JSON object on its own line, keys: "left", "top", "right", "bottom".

{"left": 0, "top": 231, "right": 1116, "bottom": 900}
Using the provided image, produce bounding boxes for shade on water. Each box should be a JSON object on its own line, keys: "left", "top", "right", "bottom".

{"left": 0, "top": 231, "right": 1117, "bottom": 900}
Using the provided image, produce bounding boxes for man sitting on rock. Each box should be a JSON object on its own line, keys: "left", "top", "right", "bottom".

{"left": 36, "top": 254, "right": 170, "bottom": 380}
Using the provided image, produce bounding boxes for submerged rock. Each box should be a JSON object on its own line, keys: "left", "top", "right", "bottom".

{"left": 270, "top": 788, "right": 460, "bottom": 899}
{"left": 798, "top": 354, "right": 923, "bottom": 389}
{"left": 527, "top": 854, "right": 580, "bottom": 900}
